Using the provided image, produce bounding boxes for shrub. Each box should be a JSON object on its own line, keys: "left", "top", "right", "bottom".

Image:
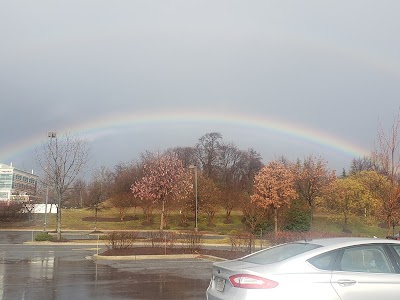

{"left": 265, "top": 231, "right": 354, "bottom": 246}
{"left": 179, "top": 230, "right": 203, "bottom": 252}
{"left": 143, "top": 231, "right": 179, "bottom": 248}
{"left": 228, "top": 231, "right": 254, "bottom": 253}
{"left": 144, "top": 231, "right": 164, "bottom": 247}
{"left": 106, "top": 231, "right": 139, "bottom": 250}
{"left": 282, "top": 200, "right": 311, "bottom": 232}
{"left": 35, "top": 232, "right": 54, "bottom": 242}
{"left": 0, "top": 201, "right": 29, "bottom": 222}
{"left": 166, "top": 231, "right": 178, "bottom": 248}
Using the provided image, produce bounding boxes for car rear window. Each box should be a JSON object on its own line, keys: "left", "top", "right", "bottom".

{"left": 308, "top": 250, "right": 338, "bottom": 270}
{"left": 241, "top": 243, "right": 321, "bottom": 265}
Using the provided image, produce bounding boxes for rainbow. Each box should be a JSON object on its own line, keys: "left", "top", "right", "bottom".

{"left": 0, "top": 110, "right": 371, "bottom": 163}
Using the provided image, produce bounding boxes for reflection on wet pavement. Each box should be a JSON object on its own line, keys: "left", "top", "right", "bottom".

{"left": 0, "top": 244, "right": 212, "bottom": 300}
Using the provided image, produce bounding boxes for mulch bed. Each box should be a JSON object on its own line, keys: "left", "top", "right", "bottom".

{"left": 82, "top": 216, "right": 138, "bottom": 222}
{"left": 101, "top": 247, "right": 247, "bottom": 260}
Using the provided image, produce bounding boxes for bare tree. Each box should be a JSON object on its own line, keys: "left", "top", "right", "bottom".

{"left": 349, "top": 156, "right": 376, "bottom": 175}
{"left": 36, "top": 132, "right": 90, "bottom": 240}
{"left": 234, "top": 148, "right": 263, "bottom": 194}
{"left": 196, "top": 132, "right": 222, "bottom": 178}
{"left": 67, "top": 178, "right": 87, "bottom": 208}
{"left": 241, "top": 192, "right": 269, "bottom": 251}
{"left": 109, "top": 162, "right": 142, "bottom": 221}
{"left": 372, "top": 112, "right": 400, "bottom": 235}
{"left": 168, "top": 146, "right": 198, "bottom": 168}
{"left": 217, "top": 184, "right": 240, "bottom": 223}
{"left": 218, "top": 143, "right": 241, "bottom": 183}
{"left": 88, "top": 166, "right": 112, "bottom": 231}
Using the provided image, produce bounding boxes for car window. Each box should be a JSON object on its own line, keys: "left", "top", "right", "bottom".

{"left": 338, "top": 245, "right": 394, "bottom": 274}
{"left": 392, "top": 245, "right": 400, "bottom": 257}
{"left": 241, "top": 243, "right": 321, "bottom": 265}
{"left": 391, "top": 245, "right": 400, "bottom": 268}
{"left": 308, "top": 250, "right": 338, "bottom": 271}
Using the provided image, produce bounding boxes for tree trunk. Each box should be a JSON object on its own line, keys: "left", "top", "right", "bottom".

{"left": 249, "top": 233, "right": 253, "bottom": 253}
{"left": 225, "top": 209, "right": 232, "bottom": 221}
{"left": 387, "top": 215, "right": 392, "bottom": 237}
{"left": 343, "top": 211, "right": 349, "bottom": 232}
{"left": 180, "top": 211, "right": 187, "bottom": 225}
{"left": 274, "top": 207, "right": 278, "bottom": 234}
{"left": 160, "top": 200, "right": 165, "bottom": 231}
{"left": 310, "top": 204, "right": 314, "bottom": 226}
{"left": 56, "top": 193, "right": 62, "bottom": 240}
{"left": 94, "top": 206, "right": 98, "bottom": 231}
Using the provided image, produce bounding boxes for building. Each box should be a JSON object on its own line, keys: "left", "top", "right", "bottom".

{"left": 0, "top": 163, "right": 39, "bottom": 202}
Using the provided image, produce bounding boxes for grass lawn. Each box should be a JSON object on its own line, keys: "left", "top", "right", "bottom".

{"left": 0, "top": 206, "right": 394, "bottom": 239}
{"left": 312, "top": 212, "right": 389, "bottom": 238}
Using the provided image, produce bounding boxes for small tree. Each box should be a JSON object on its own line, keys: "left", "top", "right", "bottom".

{"left": 110, "top": 162, "right": 142, "bottom": 220}
{"left": 87, "top": 166, "right": 111, "bottom": 231}
{"left": 292, "top": 155, "right": 336, "bottom": 225}
{"left": 132, "top": 152, "right": 192, "bottom": 230}
{"left": 241, "top": 192, "right": 268, "bottom": 234}
{"left": 198, "top": 175, "right": 220, "bottom": 226}
{"left": 241, "top": 192, "right": 270, "bottom": 252}
{"left": 110, "top": 193, "right": 135, "bottom": 221}
{"left": 251, "top": 161, "right": 297, "bottom": 234}
{"left": 219, "top": 184, "right": 241, "bottom": 223}
{"left": 353, "top": 171, "right": 399, "bottom": 231}
{"left": 177, "top": 196, "right": 193, "bottom": 226}
{"left": 69, "top": 178, "right": 87, "bottom": 208}
{"left": 352, "top": 170, "right": 387, "bottom": 222}
{"left": 322, "top": 176, "right": 376, "bottom": 232}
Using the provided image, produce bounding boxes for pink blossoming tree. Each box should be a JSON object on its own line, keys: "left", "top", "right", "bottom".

{"left": 131, "top": 153, "right": 192, "bottom": 230}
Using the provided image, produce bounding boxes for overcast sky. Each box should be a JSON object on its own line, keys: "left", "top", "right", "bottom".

{"left": 1, "top": 1, "right": 400, "bottom": 175}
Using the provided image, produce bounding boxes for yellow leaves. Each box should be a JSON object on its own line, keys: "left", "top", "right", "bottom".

{"left": 321, "top": 171, "right": 384, "bottom": 220}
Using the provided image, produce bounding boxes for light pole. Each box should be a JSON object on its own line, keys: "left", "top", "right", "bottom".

{"left": 189, "top": 165, "right": 198, "bottom": 231}
{"left": 44, "top": 185, "right": 49, "bottom": 232}
{"left": 44, "top": 131, "right": 56, "bottom": 232}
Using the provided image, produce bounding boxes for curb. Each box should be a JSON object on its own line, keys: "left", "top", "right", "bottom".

{"left": 92, "top": 253, "right": 227, "bottom": 261}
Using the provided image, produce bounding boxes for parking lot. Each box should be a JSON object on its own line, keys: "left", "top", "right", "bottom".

{"left": 0, "top": 231, "right": 213, "bottom": 299}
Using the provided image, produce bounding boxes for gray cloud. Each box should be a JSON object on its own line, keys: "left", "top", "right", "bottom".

{"left": 1, "top": 0, "right": 399, "bottom": 173}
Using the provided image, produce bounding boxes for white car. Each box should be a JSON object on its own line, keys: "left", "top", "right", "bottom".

{"left": 206, "top": 237, "right": 400, "bottom": 300}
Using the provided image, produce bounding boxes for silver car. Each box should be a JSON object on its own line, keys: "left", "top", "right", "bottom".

{"left": 206, "top": 237, "right": 400, "bottom": 300}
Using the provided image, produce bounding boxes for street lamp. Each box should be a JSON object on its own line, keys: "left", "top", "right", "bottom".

{"left": 44, "top": 131, "right": 56, "bottom": 232}
{"left": 189, "top": 165, "right": 198, "bottom": 231}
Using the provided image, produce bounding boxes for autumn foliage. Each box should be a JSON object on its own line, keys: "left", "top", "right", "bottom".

{"left": 251, "top": 160, "right": 297, "bottom": 233}
{"left": 57, "top": 127, "right": 400, "bottom": 237}
{"left": 292, "top": 155, "right": 336, "bottom": 224}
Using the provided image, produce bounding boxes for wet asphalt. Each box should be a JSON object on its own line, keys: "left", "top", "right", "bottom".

{"left": 0, "top": 231, "right": 213, "bottom": 300}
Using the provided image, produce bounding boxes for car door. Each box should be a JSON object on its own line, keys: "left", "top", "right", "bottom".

{"left": 330, "top": 244, "right": 400, "bottom": 300}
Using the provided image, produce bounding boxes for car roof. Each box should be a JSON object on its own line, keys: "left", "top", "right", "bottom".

{"left": 225, "top": 237, "right": 400, "bottom": 270}
{"left": 291, "top": 237, "right": 400, "bottom": 248}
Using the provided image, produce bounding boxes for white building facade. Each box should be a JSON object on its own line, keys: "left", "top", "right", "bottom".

{"left": 0, "top": 163, "right": 39, "bottom": 202}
